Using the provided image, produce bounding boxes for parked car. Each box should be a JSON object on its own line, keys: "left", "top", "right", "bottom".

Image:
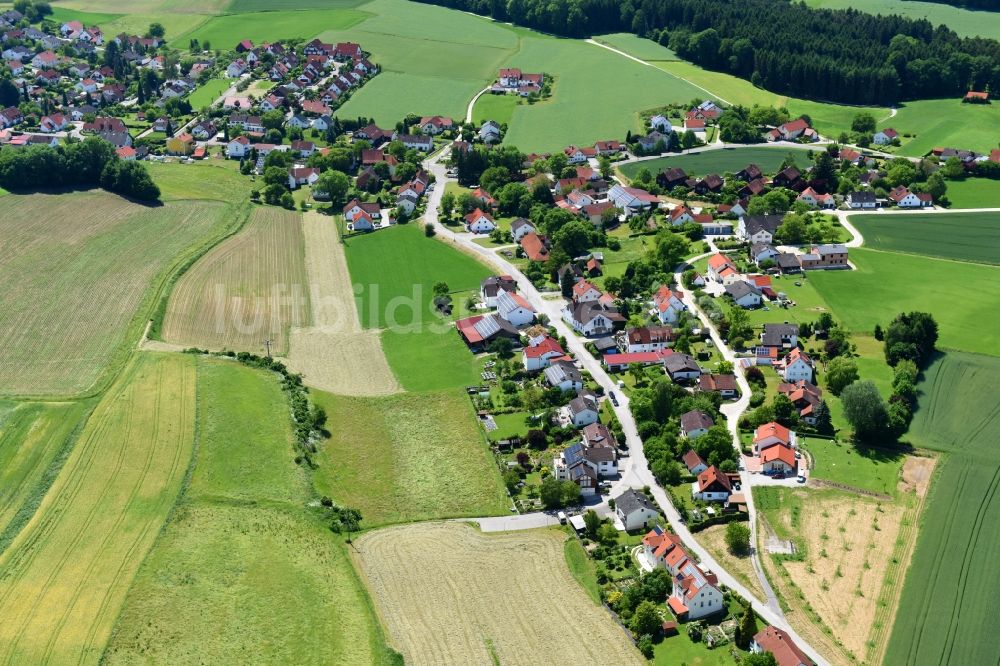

{"left": 608, "top": 391, "right": 619, "bottom": 406}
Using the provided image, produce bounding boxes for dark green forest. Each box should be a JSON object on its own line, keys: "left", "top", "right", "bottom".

{"left": 416, "top": 0, "right": 1000, "bottom": 105}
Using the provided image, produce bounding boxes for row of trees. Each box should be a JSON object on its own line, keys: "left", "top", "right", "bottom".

{"left": 416, "top": 0, "right": 1000, "bottom": 104}
{"left": 0, "top": 138, "right": 160, "bottom": 201}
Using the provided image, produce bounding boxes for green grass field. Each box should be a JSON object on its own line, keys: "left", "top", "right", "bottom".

{"left": 645, "top": 60, "right": 891, "bottom": 138}
{"left": 800, "top": 437, "right": 904, "bottom": 496}
{"left": 849, "top": 212, "right": 1000, "bottom": 265}
{"left": 381, "top": 324, "right": 485, "bottom": 392}
{"left": 187, "top": 77, "right": 229, "bottom": 108}
{"left": 886, "top": 351, "right": 1000, "bottom": 665}
{"left": 803, "top": 0, "right": 1000, "bottom": 39}
{"left": 0, "top": 353, "right": 196, "bottom": 664}
{"left": 171, "top": 7, "right": 370, "bottom": 48}
{"left": 593, "top": 33, "right": 678, "bottom": 61}
{"left": 810, "top": 247, "right": 999, "bottom": 356}
{"left": 473, "top": 92, "right": 520, "bottom": 126}
{"left": 344, "top": 223, "right": 492, "bottom": 329}
{"left": 0, "top": 401, "right": 89, "bottom": 539}
{"left": 944, "top": 178, "right": 1000, "bottom": 209}
{"left": 619, "top": 146, "right": 816, "bottom": 180}
{"left": 0, "top": 192, "right": 233, "bottom": 396}
{"left": 887, "top": 99, "right": 1000, "bottom": 157}
{"left": 103, "top": 357, "right": 396, "bottom": 665}
{"left": 147, "top": 159, "right": 251, "bottom": 202}
{"left": 311, "top": 388, "right": 509, "bottom": 526}
{"left": 501, "top": 35, "right": 710, "bottom": 151}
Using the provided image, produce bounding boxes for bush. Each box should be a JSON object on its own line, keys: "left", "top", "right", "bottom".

{"left": 424, "top": 222, "right": 436, "bottom": 237}
{"left": 725, "top": 521, "right": 751, "bottom": 555}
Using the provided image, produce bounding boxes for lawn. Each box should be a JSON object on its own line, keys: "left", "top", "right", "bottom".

{"left": 147, "top": 159, "right": 251, "bottom": 202}
{"left": 171, "top": 7, "right": 370, "bottom": 48}
{"left": 652, "top": 632, "right": 735, "bottom": 666}
{"left": 619, "top": 146, "right": 816, "bottom": 180}
{"left": 943, "top": 178, "right": 1000, "bottom": 209}
{"left": 490, "top": 410, "right": 534, "bottom": 440}
{"left": 848, "top": 211, "right": 1000, "bottom": 265}
{"left": 0, "top": 192, "right": 233, "bottom": 396}
{"left": 886, "top": 351, "right": 1000, "bottom": 665}
{"left": 564, "top": 536, "right": 602, "bottom": 604}
{"left": 803, "top": 0, "right": 1000, "bottom": 39}
{"left": 187, "top": 77, "right": 229, "bottom": 109}
{"left": 343, "top": 223, "right": 492, "bottom": 329}
{"left": 311, "top": 388, "right": 509, "bottom": 526}
{"left": 381, "top": 324, "right": 484, "bottom": 392}
{"left": 473, "top": 92, "right": 520, "bottom": 126}
{"left": 0, "top": 401, "right": 90, "bottom": 540}
{"left": 809, "top": 247, "right": 1000, "bottom": 356}
{"left": 0, "top": 353, "right": 196, "bottom": 664}
{"left": 799, "top": 436, "right": 904, "bottom": 496}
{"left": 886, "top": 98, "right": 1000, "bottom": 157}
{"left": 161, "top": 206, "right": 310, "bottom": 355}
{"left": 103, "top": 357, "right": 396, "bottom": 665}
{"left": 356, "top": 522, "right": 643, "bottom": 664}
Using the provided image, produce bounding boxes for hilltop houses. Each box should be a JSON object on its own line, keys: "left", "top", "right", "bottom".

{"left": 494, "top": 67, "right": 545, "bottom": 96}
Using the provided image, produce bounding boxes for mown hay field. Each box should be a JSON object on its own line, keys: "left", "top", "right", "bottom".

{"left": 104, "top": 358, "right": 396, "bottom": 665}
{"left": 886, "top": 352, "right": 1000, "bottom": 666}
{"left": 356, "top": 522, "right": 644, "bottom": 666}
{"left": 809, "top": 248, "right": 1000, "bottom": 357}
{"left": 849, "top": 211, "right": 1000, "bottom": 266}
{"left": 171, "top": 7, "right": 370, "bottom": 47}
{"left": 162, "top": 206, "right": 310, "bottom": 356}
{"left": 0, "top": 193, "right": 231, "bottom": 396}
{"left": 0, "top": 401, "right": 89, "bottom": 538}
{"left": 0, "top": 353, "right": 195, "bottom": 664}
{"left": 284, "top": 213, "right": 400, "bottom": 396}
{"left": 312, "top": 388, "right": 508, "bottom": 526}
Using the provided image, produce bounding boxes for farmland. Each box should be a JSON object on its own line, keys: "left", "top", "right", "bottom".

{"left": 285, "top": 213, "right": 400, "bottom": 396}
{"left": 885, "top": 352, "right": 1000, "bottom": 666}
{"left": 757, "top": 484, "right": 925, "bottom": 665}
{"left": 170, "top": 8, "right": 371, "bottom": 48}
{"left": 619, "top": 146, "right": 815, "bottom": 180}
{"left": 0, "top": 401, "right": 90, "bottom": 539}
{"left": 0, "top": 193, "right": 232, "bottom": 396}
{"left": 885, "top": 98, "right": 1000, "bottom": 157}
{"left": 344, "top": 223, "right": 491, "bottom": 329}
{"left": 809, "top": 248, "right": 999, "bottom": 357}
{"left": 161, "top": 206, "right": 311, "bottom": 356}
{"left": 472, "top": 92, "right": 520, "bottom": 126}
{"left": 311, "top": 388, "right": 509, "bottom": 526}
{"left": 803, "top": 0, "right": 1000, "bottom": 39}
{"left": 799, "top": 437, "right": 904, "bottom": 496}
{"left": 103, "top": 358, "right": 396, "bottom": 665}
{"left": 848, "top": 211, "right": 1000, "bottom": 265}
{"left": 355, "top": 522, "right": 644, "bottom": 665}
{"left": 0, "top": 353, "right": 195, "bottom": 664}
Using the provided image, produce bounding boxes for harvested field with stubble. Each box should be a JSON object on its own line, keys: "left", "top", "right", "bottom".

{"left": 0, "top": 353, "right": 195, "bottom": 664}
{"left": 284, "top": 213, "right": 400, "bottom": 396}
{"left": 0, "top": 193, "right": 230, "bottom": 396}
{"left": 162, "top": 206, "right": 310, "bottom": 356}
{"left": 356, "top": 522, "right": 644, "bottom": 666}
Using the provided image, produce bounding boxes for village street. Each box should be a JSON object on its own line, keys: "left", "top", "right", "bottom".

{"left": 423, "top": 146, "right": 831, "bottom": 666}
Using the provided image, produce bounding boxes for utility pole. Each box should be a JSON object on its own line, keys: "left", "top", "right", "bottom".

{"left": 263, "top": 338, "right": 273, "bottom": 358}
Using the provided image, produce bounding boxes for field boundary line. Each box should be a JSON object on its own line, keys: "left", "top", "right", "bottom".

{"left": 0, "top": 401, "right": 95, "bottom": 559}
{"left": 585, "top": 39, "right": 732, "bottom": 106}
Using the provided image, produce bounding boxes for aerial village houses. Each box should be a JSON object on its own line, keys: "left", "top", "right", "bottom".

{"left": 642, "top": 526, "right": 725, "bottom": 620}
{"left": 614, "top": 489, "right": 659, "bottom": 531}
